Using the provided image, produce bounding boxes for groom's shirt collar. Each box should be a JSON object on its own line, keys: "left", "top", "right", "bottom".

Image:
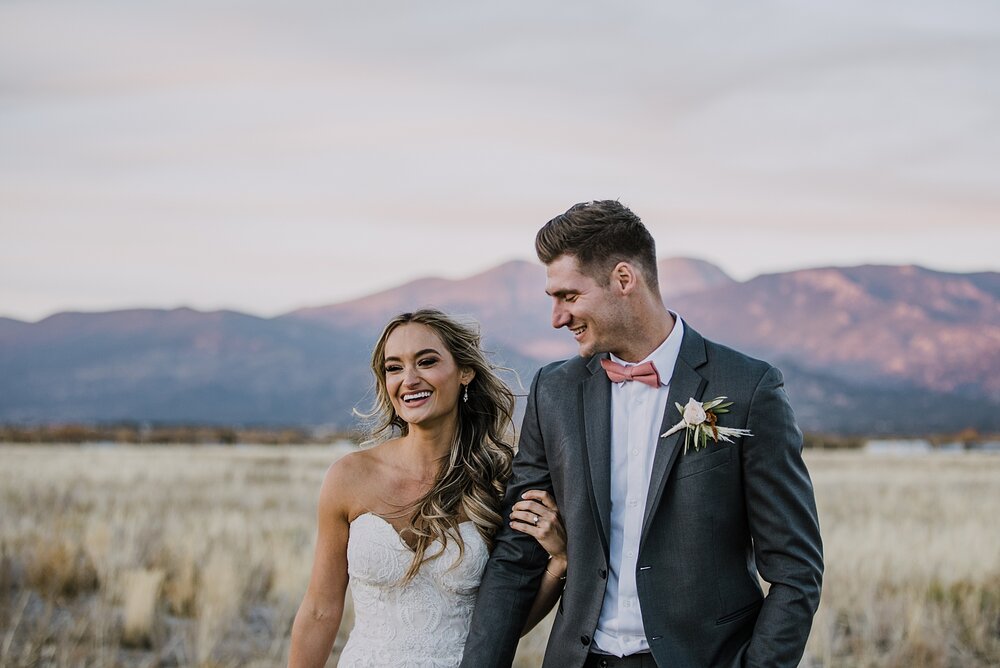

{"left": 607, "top": 312, "right": 684, "bottom": 388}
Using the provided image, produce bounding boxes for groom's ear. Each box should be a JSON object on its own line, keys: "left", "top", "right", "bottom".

{"left": 611, "top": 261, "right": 638, "bottom": 295}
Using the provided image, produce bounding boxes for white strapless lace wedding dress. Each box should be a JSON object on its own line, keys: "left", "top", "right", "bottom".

{"left": 338, "top": 513, "right": 490, "bottom": 667}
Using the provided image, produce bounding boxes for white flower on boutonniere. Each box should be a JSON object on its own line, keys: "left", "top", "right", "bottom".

{"left": 661, "top": 397, "right": 752, "bottom": 455}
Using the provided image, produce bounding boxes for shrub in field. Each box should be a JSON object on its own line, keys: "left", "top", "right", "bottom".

{"left": 196, "top": 548, "right": 245, "bottom": 665}
{"left": 121, "top": 568, "right": 164, "bottom": 648}
{"left": 162, "top": 551, "right": 198, "bottom": 617}
{"left": 0, "top": 547, "right": 21, "bottom": 592}
{"left": 25, "top": 535, "right": 98, "bottom": 598}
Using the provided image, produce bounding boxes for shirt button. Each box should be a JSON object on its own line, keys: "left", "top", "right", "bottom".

{"left": 631, "top": 449, "right": 639, "bottom": 456}
{"left": 628, "top": 497, "right": 638, "bottom": 507}
{"left": 627, "top": 550, "right": 635, "bottom": 558}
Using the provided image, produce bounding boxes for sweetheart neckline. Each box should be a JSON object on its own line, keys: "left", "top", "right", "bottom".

{"left": 350, "top": 512, "right": 479, "bottom": 551}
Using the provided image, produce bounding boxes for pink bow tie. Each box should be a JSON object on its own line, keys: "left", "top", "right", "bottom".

{"left": 600, "top": 359, "right": 661, "bottom": 388}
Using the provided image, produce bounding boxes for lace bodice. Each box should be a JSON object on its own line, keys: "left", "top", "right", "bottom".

{"left": 337, "top": 513, "right": 489, "bottom": 667}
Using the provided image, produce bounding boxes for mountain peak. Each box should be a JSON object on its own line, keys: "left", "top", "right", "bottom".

{"left": 656, "top": 257, "right": 734, "bottom": 299}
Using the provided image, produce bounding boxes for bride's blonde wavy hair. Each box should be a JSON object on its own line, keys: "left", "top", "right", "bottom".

{"left": 364, "top": 309, "right": 516, "bottom": 583}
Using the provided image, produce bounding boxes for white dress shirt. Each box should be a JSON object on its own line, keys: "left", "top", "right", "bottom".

{"left": 593, "top": 315, "right": 684, "bottom": 657}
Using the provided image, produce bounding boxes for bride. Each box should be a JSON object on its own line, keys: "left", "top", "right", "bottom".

{"left": 288, "top": 309, "right": 567, "bottom": 667}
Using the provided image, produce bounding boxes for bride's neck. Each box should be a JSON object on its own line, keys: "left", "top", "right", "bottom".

{"left": 400, "top": 417, "right": 458, "bottom": 474}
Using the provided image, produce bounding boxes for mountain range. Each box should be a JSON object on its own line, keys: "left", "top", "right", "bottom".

{"left": 2, "top": 259, "right": 998, "bottom": 435}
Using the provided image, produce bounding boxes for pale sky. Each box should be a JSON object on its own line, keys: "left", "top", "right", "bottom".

{"left": 2, "top": 0, "right": 998, "bottom": 322}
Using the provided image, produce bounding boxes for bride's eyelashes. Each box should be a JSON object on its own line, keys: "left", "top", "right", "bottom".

{"left": 384, "top": 357, "right": 440, "bottom": 374}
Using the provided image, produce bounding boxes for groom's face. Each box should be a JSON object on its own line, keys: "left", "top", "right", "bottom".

{"left": 545, "top": 254, "right": 629, "bottom": 358}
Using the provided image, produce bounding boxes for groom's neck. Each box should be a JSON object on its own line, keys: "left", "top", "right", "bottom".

{"left": 611, "top": 308, "right": 676, "bottom": 363}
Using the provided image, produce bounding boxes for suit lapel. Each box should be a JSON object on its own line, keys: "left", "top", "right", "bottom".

{"left": 581, "top": 355, "right": 613, "bottom": 552}
{"left": 640, "top": 326, "right": 708, "bottom": 546}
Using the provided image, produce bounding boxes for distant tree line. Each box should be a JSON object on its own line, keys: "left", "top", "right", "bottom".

{"left": 801, "top": 428, "right": 995, "bottom": 450}
{"left": 0, "top": 423, "right": 360, "bottom": 445}
{"left": 1, "top": 424, "right": 993, "bottom": 449}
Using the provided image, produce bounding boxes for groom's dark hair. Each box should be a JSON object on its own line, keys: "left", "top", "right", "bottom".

{"left": 535, "top": 199, "right": 660, "bottom": 291}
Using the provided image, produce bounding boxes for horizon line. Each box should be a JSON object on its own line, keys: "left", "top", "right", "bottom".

{"left": 3, "top": 256, "right": 997, "bottom": 324}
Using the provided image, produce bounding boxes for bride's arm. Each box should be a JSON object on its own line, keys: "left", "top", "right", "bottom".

{"left": 521, "top": 554, "right": 567, "bottom": 635}
{"left": 509, "top": 489, "right": 567, "bottom": 636}
{"left": 288, "top": 458, "right": 355, "bottom": 667}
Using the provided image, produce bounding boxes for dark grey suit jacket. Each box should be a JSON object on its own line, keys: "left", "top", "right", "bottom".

{"left": 461, "top": 323, "right": 823, "bottom": 668}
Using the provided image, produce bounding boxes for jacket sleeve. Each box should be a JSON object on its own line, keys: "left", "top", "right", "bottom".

{"left": 460, "top": 367, "right": 554, "bottom": 668}
{"left": 742, "top": 366, "right": 824, "bottom": 667}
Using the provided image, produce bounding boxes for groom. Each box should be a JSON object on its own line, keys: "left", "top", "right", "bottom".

{"left": 461, "top": 201, "right": 823, "bottom": 668}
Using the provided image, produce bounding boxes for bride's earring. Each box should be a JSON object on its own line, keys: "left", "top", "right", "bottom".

{"left": 463, "top": 384, "right": 469, "bottom": 403}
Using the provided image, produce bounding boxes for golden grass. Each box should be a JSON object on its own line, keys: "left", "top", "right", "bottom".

{"left": 0, "top": 446, "right": 997, "bottom": 667}
{"left": 804, "top": 452, "right": 1000, "bottom": 667}
{"left": 121, "top": 568, "right": 164, "bottom": 647}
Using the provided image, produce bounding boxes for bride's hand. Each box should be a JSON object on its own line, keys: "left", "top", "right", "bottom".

{"left": 510, "top": 489, "right": 567, "bottom": 576}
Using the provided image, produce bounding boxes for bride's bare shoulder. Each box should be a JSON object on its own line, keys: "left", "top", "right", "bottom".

{"left": 329, "top": 439, "right": 399, "bottom": 478}
{"left": 320, "top": 440, "right": 401, "bottom": 515}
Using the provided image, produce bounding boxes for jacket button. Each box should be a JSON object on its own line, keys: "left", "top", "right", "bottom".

{"left": 580, "top": 635, "right": 591, "bottom": 646}
{"left": 598, "top": 568, "right": 607, "bottom": 579}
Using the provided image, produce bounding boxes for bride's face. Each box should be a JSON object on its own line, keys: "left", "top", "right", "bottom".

{"left": 383, "top": 323, "right": 473, "bottom": 429}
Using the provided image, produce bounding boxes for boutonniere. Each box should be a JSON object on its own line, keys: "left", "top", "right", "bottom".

{"left": 660, "top": 397, "right": 752, "bottom": 455}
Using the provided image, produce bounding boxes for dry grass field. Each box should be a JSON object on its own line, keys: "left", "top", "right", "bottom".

{"left": 1, "top": 445, "right": 997, "bottom": 667}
